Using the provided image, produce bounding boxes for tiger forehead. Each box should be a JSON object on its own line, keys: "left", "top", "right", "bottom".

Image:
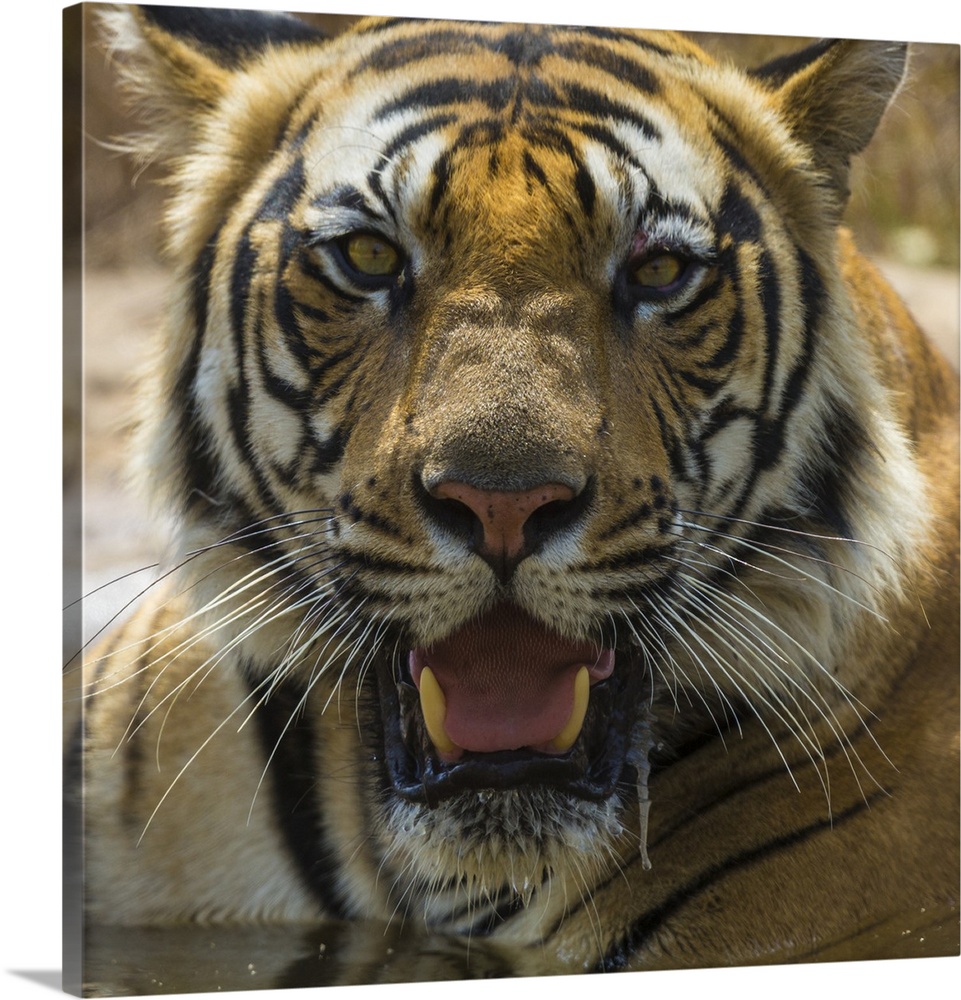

{"left": 295, "top": 20, "right": 720, "bottom": 155}
{"left": 344, "top": 20, "right": 703, "bottom": 90}
{"left": 356, "top": 27, "right": 661, "bottom": 123}
{"left": 292, "top": 23, "right": 725, "bottom": 258}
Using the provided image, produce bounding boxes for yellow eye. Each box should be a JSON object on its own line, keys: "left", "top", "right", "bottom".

{"left": 631, "top": 252, "right": 685, "bottom": 289}
{"left": 343, "top": 233, "right": 402, "bottom": 278}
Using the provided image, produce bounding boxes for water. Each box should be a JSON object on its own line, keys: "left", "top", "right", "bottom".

{"left": 81, "top": 921, "right": 525, "bottom": 995}
{"left": 79, "top": 901, "right": 959, "bottom": 995}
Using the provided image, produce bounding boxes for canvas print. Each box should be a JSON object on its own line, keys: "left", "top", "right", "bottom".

{"left": 63, "top": 4, "right": 960, "bottom": 995}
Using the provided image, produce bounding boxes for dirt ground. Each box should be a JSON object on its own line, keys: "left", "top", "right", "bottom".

{"left": 67, "top": 259, "right": 959, "bottom": 640}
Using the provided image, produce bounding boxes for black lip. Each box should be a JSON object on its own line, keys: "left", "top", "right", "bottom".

{"left": 375, "top": 645, "right": 649, "bottom": 807}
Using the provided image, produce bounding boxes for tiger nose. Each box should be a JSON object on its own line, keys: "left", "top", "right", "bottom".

{"left": 428, "top": 481, "right": 579, "bottom": 583}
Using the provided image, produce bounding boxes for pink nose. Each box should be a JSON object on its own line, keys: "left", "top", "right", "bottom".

{"left": 429, "top": 481, "right": 576, "bottom": 575}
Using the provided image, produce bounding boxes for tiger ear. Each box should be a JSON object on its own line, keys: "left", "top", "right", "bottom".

{"left": 101, "top": 4, "right": 325, "bottom": 160}
{"left": 752, "top": 38, "right": 908, "bottom": 209}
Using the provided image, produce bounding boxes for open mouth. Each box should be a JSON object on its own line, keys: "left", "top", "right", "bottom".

{"left": 376, "top": 602, "right": 649, "bottom": 806}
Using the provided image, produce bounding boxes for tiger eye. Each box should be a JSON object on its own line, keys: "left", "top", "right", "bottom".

{"left": 344, "top": 234, "right": 401, "bottom": 277}
{"left": 631, "top": 253, "right": 684, "bottom": 289}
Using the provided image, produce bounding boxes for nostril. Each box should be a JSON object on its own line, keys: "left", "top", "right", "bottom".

{"left": 524, "top": 489, "right": 592, "bottom": 546}
{"left": 425, "top": 493, "right": 485, "bottom": 549}
{"left": 431, "top": 482, "right": 574, "bottom": 558}
{"left": 419, "top": 479, "right": 592, "bottom": 581}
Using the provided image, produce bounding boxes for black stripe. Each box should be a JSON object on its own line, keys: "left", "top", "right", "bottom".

{"left": 209, "top": 504, "right": 323, "bottom": 578}
{"left": 224, "top": 380, "right": 269, "bottom": 504}
{"left": 271, "top": 239, "right": 315, "bottom": 371}
{"left": 247, "top": 673, "right": 352, "bottom": 918}
{"left": 702, "top": 178, "right": 810, "bottom": 516}
{"left": 661, "top": 273, "right": 726, "bottom": 333}
{"left": 292, "top": 300, "right": 331, "bottom": 324}
{"left": 699, "top": 398, "right": 758, "bottom": 443}
{"left": 596, "top": 793, "right": 880, "bottom": 971}
{"left": 227, "top": 285, "right": 287, "bottom": 510}
{"left": 371, "top": 73, "right": 657, "bottom": 165}
{"left": 751, "top": 248, "right": 823, "bottom": 476}
{"left": 650, "top": 393, "right": 688, "bottom": 482}
{"left": 349, "top": 16, "right": 410, "bottom": 38}
{"left": 795, "top": 396, "right": 866, "bottom": 537}
{"left": 598, "top": 501, "right": 653, "bottom": 541}
{"left": 448, "top": 117, "right": 507, "bottom": 153}
{"left": 696, "top": 276, "right": 742, "bottom": 369}
{"left": 574, "top": 162, "right": 596, "bottom": 215}
{"left": 297, "top": 251, "right": 366, "bottom": 304}
{"left": 350, "top": 28, "right": 494, "bottom": 76}
{"left": 305, "top": 344, "right": 361, "bottom": 391}
{"left": 566, "top": 119, "right": 645, "bottom": 168}
{"left": 352, "top": 20, "right": 679, "bottom": 71}
{"left": 653, "top": 367, "right": 688, "bottom": 422}
{"left": 176, "top": 235, "right": 223, "bottom": 512}
{"left": 554, "top": 82, "right": 660, "bottom": 143}
{"left": 589, "top": 543, "right": 677, "bottom": 572}
{"left": 551, "top": 40, "right": 659, "bottom": 93}
{"left": 517, "top": 75, "right": 565, "bottom": 109}
{"left": 121, "top": 610, "right": 166, "bottom": 829}
{"left": 676, "top": 367, "right": 726, "bottom": 395}
{"left": 312, "top": 350, "right": 368, "bottom": 410}
{"left": 756, "top": 247, "right": 782, "bottom": 411}
{"left": 544, "top": 714, "right": 883, "bottom": 942}
{"left": 259, "top": 154, "right": 307, "bottom": 222}
{"left": 225, "top": 153, "right": 311, "bottom": 510}
{"left": 373, "top": 77, "right": 515, "bottom": 120}
{"left": 310, "top": 425, "right": 348, "bottom": 476}
{"left": 337, "top": 493, "right": 405, "bottom": 539}
{"left": 381, "top": 113, "right": 458, "bottom": 161}
{"left": 579, "top": 24, "right": 681, "bottom": 59}
{"left": 310, "top": 184, "right": 377, "bottom": 216}
{"left": 522, "top": 149, "right": 549, "bottom": 190}
{"left": 260, "top": 230, "right": 311, "bottom": 412}
{"left": 716, "top": 180, "right": 762, "bottom": 243}
{"left": 428, "top": 149, "right": 453, "bottom": 219}
{"left": 708, "top": 114, "right": 773, "bottom": 203}
{"left": 766, "top": 248, "right": 823, "bottom": 439}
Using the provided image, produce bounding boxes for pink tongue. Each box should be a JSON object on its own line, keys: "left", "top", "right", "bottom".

{"left": 411, "top": 603, "right": 613, "bottom": 753}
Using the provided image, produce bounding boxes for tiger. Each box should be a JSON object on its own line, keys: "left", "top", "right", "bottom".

{"left": 71, "top": 3, "right": 959, "bottom": 982}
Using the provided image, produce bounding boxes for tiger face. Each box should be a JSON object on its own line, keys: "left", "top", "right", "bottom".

{"left": 91, "top": 8, "right": 953, "bottom": 935}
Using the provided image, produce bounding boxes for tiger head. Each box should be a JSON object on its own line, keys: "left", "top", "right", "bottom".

{"left": 108, "top": 8, "right": 927, "bottom": 916}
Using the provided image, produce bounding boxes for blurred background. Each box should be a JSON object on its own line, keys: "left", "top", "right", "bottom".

{"left": 62, "top": 6, "right": 959, "bottom": 637}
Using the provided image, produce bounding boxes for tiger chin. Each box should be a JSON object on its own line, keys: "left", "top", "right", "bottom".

{"left": 73, "top": 5, "right": 959, "bottom": 974}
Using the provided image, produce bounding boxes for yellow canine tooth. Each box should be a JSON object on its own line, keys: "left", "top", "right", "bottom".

{"left": 418, "top": 666, "right": 458, "bottom": 754}
{"left": 549, "top": 666, "right": 590, "bottom": 752}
